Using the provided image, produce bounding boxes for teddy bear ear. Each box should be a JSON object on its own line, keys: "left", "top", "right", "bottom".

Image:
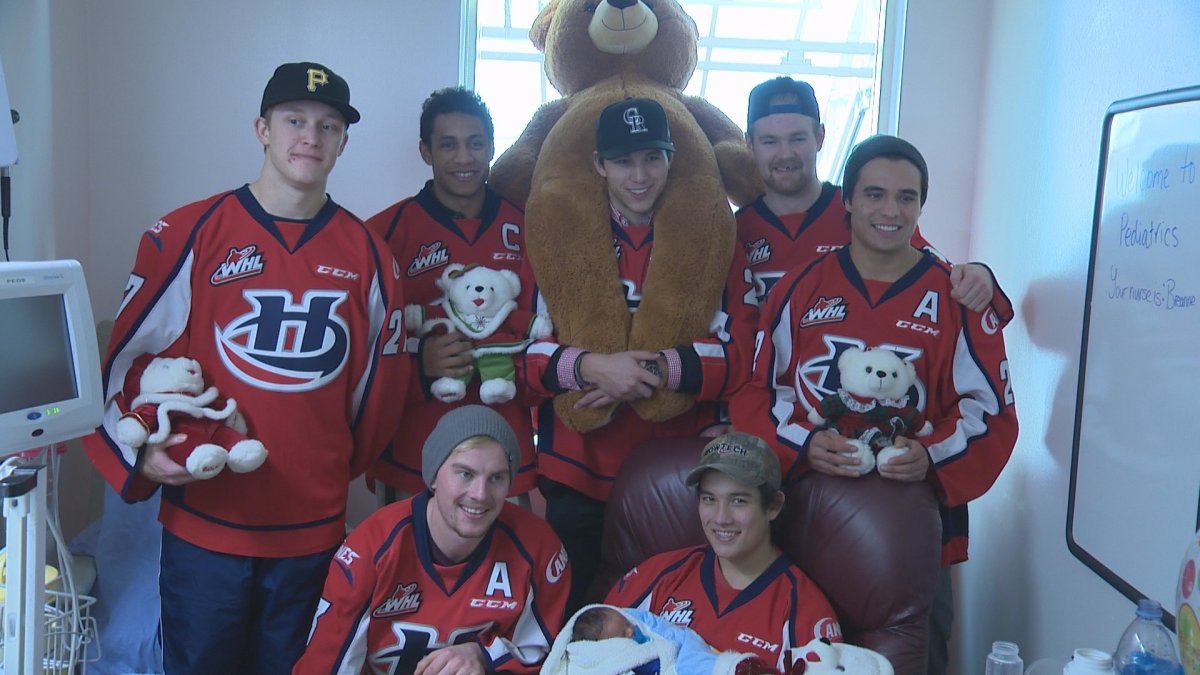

{"left": 499, "top": 268, "right": 520, "bottom": 295}
{"left": 444, "top": 263, "right": 468, "bottom": 280}
{"left": 529, "top": 0, "right": 559, "bottom": 52}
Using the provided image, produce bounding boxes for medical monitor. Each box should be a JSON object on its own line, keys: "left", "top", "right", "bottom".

{"left": 0, "top": 260, "right": 102, "bottom": 455}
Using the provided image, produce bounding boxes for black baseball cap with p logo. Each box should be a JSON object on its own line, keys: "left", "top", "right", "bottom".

{"left": 260, "top": 61, "right": 361, "bottom": 125}
{"left": 595, "top": 97, "right": 676, "bottom": 160}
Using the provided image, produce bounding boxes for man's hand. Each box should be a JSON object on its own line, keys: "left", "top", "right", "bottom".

{"left": 138, "top": 434, "right": 194, "bottom": 485}
{"left": 421, "top": 331, "right": 474, "bottom": 379}
{"left": 949, "top": 263, "right": 994, "bottom": 313}
{"left": 578, "top": 351, "right": 662, "bottom": 402}
{"left": 806, "top": 429, "right": 866, "bottom": 477}
{"left": 573, "top": 389, "right": 617, "bottom": 409}
{"left": 877, "top": 436, "right": 930, "bottom": 482}
{"left": 414, "top": 643, "right": 487, "bottom": 675}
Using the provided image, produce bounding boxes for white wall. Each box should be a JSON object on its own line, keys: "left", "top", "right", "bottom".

{"left": 900, "top": 0, "right": 1200, "bottom": 672}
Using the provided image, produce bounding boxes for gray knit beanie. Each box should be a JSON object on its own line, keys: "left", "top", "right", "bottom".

{"left": 421, "top": 405, "right": 520, "bottom": 488}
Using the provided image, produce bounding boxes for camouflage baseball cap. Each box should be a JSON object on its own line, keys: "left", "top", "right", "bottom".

{"left": 685, "top": 432, "right": 781, "bottom": 492}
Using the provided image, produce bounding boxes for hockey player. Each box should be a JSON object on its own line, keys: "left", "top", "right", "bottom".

{"left": 521, "top": 97, "right": 757, "bottom": 615}
{"left": 82, "top": 62, "right": 409, "bottom": 674}
{"left": 735, "top": 135, "right": 1019, "bottom": 675}
{"left": 605, "top": 432, "right": 841, "bottom": 671}
{"left": 365, "top": 87, "right": 539, "bottom": 501}
{"left": 293, "top": 405, "right": 571, "bottom": 674}
{"left": 738, "top": 76, "right": 1003, "bottom": 315}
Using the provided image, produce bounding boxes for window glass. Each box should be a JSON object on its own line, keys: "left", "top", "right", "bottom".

{"left": 472, "top": 0, "right": 896, "bottom": 183}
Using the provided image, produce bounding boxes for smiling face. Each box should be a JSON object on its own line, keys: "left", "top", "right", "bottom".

{"left": 594, "top": 148, "right": 671, "bottom": 224}
{"left": 255, "top": 100, "right": 348, "bottom": 190}
{"left": 748, "top": 112, "right": 825, "bottom": 202}
{"left": 846, "top": 157, "right": 923, "bottom": 261}
{"left": 696, "top": 470, "right": 781, "bottom": 572}
{"left": 425, "top": 437, "right": 511, "bottom": 562}
{"left": 420, "top": 111, "right": 494, "bottom": 217}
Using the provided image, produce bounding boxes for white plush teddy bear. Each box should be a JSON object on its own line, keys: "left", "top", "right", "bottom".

{"left": 405, "top": 264, "right": 553, "bottom": 405}
{"left": 115, "top": 356, "right": 267, "bottom": 480}
{"left": 787, "top": 637, "right": 895, "bottom": 675}
{"left": 807, "top": 347, "right": 933, "bottom": 475}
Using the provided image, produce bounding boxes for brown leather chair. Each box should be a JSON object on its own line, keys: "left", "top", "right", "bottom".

{"left": 589, "top": 436, "right": 942, "bottom": 675}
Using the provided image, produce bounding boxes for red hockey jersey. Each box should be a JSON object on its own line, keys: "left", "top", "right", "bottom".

{"left": 293, "top": 493, "right": 570, "bottom": 674}
{"left": 605, "top": 545, "right": 841, "bottom": 671}
{"left": 520, "top": 218, "right": 757, "bottom": 501}
{"left": 366, "top": 182, "right": 537, "bottom": 495}
{"left": 734, "top": 247, "right": 1019, "bottom": 564}
{"left": 83, "top": 186, "right": 409, "bottom": 558}
{"left": 736, "top": 183, "right": 934, "bottom": 305}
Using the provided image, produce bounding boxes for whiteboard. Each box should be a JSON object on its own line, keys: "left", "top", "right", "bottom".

{"left": 1069, "top": 85, "right": 1200, "bottom": 631}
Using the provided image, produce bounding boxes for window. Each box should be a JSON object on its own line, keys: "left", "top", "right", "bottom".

{"left": 468, "top": 0, "right": 902, "bottom": 183}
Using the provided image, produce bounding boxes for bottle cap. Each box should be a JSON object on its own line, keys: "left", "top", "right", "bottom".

{"left": 1135, "top": 598, "right": 1164, "bottom": 620}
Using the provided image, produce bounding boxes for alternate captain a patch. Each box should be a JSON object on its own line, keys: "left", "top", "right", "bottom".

{"left": 211, "top": 245, "right": 265, "bottom": 285}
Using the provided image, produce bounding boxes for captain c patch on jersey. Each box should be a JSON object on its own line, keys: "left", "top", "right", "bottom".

{"left": 799, "top": 295, "right": 847, "bottom": 328}
{"left": 211, "top": 245, "right": 265, "bottom": 286}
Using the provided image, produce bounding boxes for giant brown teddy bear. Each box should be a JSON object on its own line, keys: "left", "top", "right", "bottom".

{"left": 490, "top": 0, "right": 762, "bottom": 431}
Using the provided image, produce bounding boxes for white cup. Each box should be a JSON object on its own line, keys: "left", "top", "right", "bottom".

{"left": 1063, "top": 648, "right": 1118, "bottom": 675}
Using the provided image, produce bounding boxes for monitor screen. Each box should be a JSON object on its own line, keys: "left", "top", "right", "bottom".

{"left": 0, "top": 260, "right": 102, "bottom": 456}
{"left": 0, "top": 295, "right": 79, "bottom": 414}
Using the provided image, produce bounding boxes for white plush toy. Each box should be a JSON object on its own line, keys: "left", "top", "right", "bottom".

{"left": 786, "top": 638, "right": 894, "bottom": 675}
{"left": 807, "top": 347, "right": 933, "bottom": 475}
{"left": 406, "top": 264, "right": 553, "bottom": 404}
{"left": 115, "top": 356, "right": 267, "bottom": 480}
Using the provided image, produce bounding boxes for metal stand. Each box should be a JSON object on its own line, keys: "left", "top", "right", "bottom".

{"left": 1, "top": 463, "right": 46, "bottom": 675}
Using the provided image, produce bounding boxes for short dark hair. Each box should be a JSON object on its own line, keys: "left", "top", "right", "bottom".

{"left": 841, "top": 134, "right": 929, "bottom": 207}
{"left": 419, "top": 87, "right": 495, "bottom": 147}
{"left": 572, "top": 607, "right": 613, "bottom": 642}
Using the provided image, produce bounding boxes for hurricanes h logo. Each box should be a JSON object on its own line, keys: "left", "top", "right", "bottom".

{"left": 306, "top": 68, "right": 329, "bottom": 92}
{"left": 215, "top": 289, "right": 350, "bottom": 391}
{"left": 623, "top": 107, "right": 648, "bottom": 134}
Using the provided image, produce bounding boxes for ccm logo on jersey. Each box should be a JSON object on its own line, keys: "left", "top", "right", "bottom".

{"left": 469, "top": 598, "right": 519, "bottom": 610}
{"left": 815, "top": 617, "right": 843, "bottom": 641}
{"left": 316, "top": 265, "right": 360, "bottom": 282}
{"left": 896, "top": 320, "right": 939, "bottom": 336}
{"left": 372, "top": 582, "right": 422, "bottom": 618}
{"left": 659, "top": 597, "right": 695, "bottom": 626}
{"left": 546, "top": 546, "right": 569, "bottom": 584}
{"left": 799, "top": 296, "right": 847, "bottom": 327}
{"left": 738, "top": 632, "right": 780, "bottom": 654}
{"left": 211, "top": 245, "right": 265, "bottom": 285}
{"left": 408, "top": 241, "right": 450, "bottom": 277}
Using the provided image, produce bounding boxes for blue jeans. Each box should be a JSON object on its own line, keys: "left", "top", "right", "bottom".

{"left": 159, "top": 529, "right": 335, "bottom": 674}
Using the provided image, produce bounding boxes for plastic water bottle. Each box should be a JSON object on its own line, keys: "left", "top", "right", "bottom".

{"left": 987, "top": 641, "right": 1025, "bottom": 675}
{"left": 1113, "top": 599, "right": 1184, "bottom": 675}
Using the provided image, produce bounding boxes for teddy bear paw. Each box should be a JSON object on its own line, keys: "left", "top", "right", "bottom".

{"left": 115, "top": 417, "right": 150, "bottom": 448}
{"left": 479, "top": 379, "right": 516, "bottom": 405}
{"left": 227, "top": 440, "right": 268, "bottom": 473}
{"left": 844, "top": 440, "right": 876, "bottom": 475}
{"left": 431, "top": 377, "right": 467, "bottom": 403}
{"left": 529, "top": 314, "right": 553, "bottom": 340}
{"left": 876, "top": 445, "right": 906, "bottom": 468}
{"left": 186, "top": 444, "right": 229, "bottom": 480}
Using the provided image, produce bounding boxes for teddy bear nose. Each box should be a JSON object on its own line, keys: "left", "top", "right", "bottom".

{"left": 473, "top": 286, "right": 485, "bottom": 292}
{"left": 607, "top": 0, "right": 639, "bottom": 8}
{"left": 875, "top": 371, "right": 886, "bottom": 379}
